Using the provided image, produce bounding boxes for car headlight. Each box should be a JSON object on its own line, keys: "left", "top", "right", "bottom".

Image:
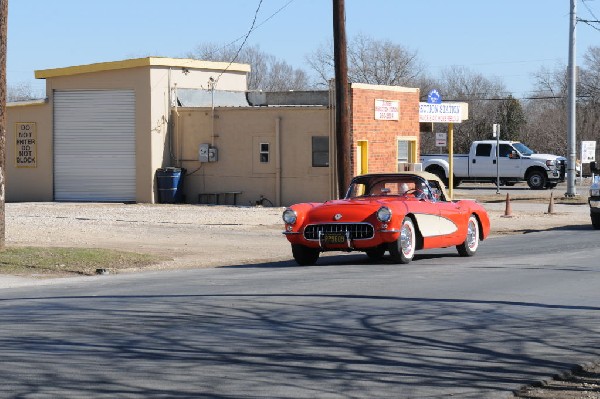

{"left": 591, "top": 189, "right": 600, "bottom": 197}
{"left": 546, "top": 159, "right": 556, "bottom": 167}
{"left": 376, "top": 206, "right": 392, "bottom": 222}
{"left": 282, "top": 208, "right": 297, "bottom": 224}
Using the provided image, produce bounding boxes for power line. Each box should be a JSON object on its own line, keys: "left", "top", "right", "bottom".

{"left": 582, "top": 0, "right": 599, "bottom": 21}
{"left": 221, "top": 0, "right": 295, "bottom": 51}
{"left": 214, "top": 0, "right": 265, "bottom": 84}
{"left": 207, "top": 0, "right": 294, "bottom": 65}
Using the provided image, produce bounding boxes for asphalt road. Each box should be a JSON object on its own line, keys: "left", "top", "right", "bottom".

{"left": 1, "top": 228, "right": 600, "bottom": 399}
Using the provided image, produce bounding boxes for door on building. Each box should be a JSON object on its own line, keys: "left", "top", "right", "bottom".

{"left": 356, "top": 141, "right": 368, "bottom": 175}
{"left": 53, "top": 90, "right": 136, "bottom": 201}
{"left": 397, "top": 138, "right": 417, "bottom": 171}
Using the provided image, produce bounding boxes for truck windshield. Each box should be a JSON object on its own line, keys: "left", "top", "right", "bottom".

{"left": 513, "top": 142, "right": 535, "bottom": 156}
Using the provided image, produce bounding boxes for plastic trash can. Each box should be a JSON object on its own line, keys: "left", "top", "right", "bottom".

{"left": 156, "top": 167, "right": 186, "bottom": 203}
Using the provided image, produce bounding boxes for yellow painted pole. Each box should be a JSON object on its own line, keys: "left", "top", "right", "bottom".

{"left": 448, "top": 123, "right": 454, "bottom": 200}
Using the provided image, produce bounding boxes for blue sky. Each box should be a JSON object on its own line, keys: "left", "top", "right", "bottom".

{"left": 7, "top": 0, "right": 600, "bottom": 99}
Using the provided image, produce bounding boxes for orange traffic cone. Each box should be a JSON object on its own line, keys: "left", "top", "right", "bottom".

{"left": 503, "top": 193, "right": 513, "bottom": 217}
{"left": 547, "top": 192, "right": 555, "bottom": 214}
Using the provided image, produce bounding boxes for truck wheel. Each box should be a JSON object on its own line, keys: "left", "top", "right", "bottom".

{"left": 427, "top": 167, "right": 449, "bottom": 188}
{"left": 592, "top": 214, "right": 600, "bottom": 230}
{"left": 527, "top": 170, "right": 547, "bottom": 190}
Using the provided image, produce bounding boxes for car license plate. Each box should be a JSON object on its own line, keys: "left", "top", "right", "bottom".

{"left": 322, "top": 233, "right": 346, "bottom": 244}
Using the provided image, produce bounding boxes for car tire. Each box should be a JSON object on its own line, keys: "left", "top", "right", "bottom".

{"left": 389, "top": 217, "right": 416, "bottom": 264}
{"left": 291, "top": 244, "right": 320, "bottom": 266}
{"left": 592, "top": 214, "right": 600, "bottom": 230}
{"left": 527, "top": 170, "right": 547, "bottom": 190}
{"left": 456, "top": 214, "right": 479, "bottom": 257}
{"left": 365, "top": 246, "right": 386, "bottom": 259}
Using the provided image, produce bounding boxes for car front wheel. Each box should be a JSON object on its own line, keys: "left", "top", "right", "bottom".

{"left": 291, "top": 244, "right": 320, "bottom": 266}
{"left": 389, "top": 217, "right": 416, "bottom": 264}
{"left": 365, "top": 246, "right": 386, "bottom": 259}
{"left": 457, "top": 215, "right": 479, "bottom": 256}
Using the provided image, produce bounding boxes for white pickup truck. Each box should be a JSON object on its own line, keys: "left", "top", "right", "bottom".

{"left": 421, "top": 140, "right": 566, "bottom": 190}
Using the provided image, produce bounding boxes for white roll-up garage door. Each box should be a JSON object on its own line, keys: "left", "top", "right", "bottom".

{"left": 54, "top": 90, "right": 136, "bottom": 201}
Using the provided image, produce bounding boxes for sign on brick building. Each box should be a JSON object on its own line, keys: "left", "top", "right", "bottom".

{"left": 374, "top": 99, "right": 399, "bottom": 120}
{"left": 15, "top": 122, "right": 37, "bottom": 168}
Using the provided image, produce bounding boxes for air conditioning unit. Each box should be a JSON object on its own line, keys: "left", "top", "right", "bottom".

{"left": 398, "top": 163, "right": 423, "bottom": 172}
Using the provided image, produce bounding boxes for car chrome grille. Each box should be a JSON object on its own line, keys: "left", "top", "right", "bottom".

{"left": 304, "top": 223, "right": 374, "bottom": 240}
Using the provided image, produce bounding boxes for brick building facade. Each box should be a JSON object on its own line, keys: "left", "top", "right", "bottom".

{"left": 350, "top": 83, "right": 420, "bottom": 176}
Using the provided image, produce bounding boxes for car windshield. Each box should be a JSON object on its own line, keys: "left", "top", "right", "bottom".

{"left": 513, "top": 142, "right": 535, "bottom": 156}
{"left": 345, "top": 175, "right": 438, "bottom": 200}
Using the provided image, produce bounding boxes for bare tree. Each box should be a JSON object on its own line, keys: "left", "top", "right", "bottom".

{"left": 306, "top": 33, "right": 423, "bottom": 88}
{"left": 7, "top": 81, "right": 41, "bottom": 102}
{"left": 424, "top": 66, "right": 507, "bottom": 154}
{"left": 188, "top": 43, "right": 311, "bottom": 91}
{"left": 525, "top": 47, "right": 600, "bottom": 158}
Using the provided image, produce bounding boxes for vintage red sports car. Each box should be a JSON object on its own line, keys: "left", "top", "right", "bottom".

{"left": 282, "top": 172, "right": 490, "bottom": 265}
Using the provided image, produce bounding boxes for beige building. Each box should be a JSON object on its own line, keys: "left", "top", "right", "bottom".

{"left": 7, "top": 57, "right": 422, "bottom": 206}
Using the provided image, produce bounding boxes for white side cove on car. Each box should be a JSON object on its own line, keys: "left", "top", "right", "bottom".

{"left": 413, "top": 214, "right": 458, "bottom": 237}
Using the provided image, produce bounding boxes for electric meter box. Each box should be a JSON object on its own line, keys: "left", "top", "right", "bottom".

{"left": 199, "top": 143, "right": 210, "bottom": 162}
{"left": 208, "top": 146, "right": 218, "bottom": 162}
{"left": 198, "top": 143, "right": 218, "bottom": 162}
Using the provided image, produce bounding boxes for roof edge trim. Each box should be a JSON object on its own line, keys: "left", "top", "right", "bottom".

{"left": 34, "top": 57, "right": 251, "bottom": 79}
{"left": 351, "top": 83, "right": 419, "bottom": 93}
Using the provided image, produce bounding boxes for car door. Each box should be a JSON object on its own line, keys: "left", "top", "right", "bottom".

{"left": 411, "top": 181, "right": 465, "bottom": 249}
{"left": 469, "top": 143, "right": 495, "bottom": 178}
{"left": 497, "top": 143, "right": 523, "bottom": 178}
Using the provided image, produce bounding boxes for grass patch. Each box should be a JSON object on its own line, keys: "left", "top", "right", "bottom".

{"left": 0, "top": 247, "right": 166, "bottom": 277}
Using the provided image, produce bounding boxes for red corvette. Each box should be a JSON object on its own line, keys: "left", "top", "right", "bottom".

{"left": 282, "top": 172, "right": 490, "bottom": 265}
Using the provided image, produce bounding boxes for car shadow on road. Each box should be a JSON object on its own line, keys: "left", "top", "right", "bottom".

{"left": 222, "top": 252, "right": 456, "bottom": 269}
{"left": 518, "top": 224, "right": 593, "bottom": 234}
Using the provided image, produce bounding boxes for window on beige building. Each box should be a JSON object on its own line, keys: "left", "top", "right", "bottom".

{"left": 312, "top": 136, "right": 329, "bottom": 167}
{"left": 260, "top": 143, "right": 270, "bottom": 163}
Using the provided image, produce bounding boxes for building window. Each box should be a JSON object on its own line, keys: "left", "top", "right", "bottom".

{"left": 397, "top": 140, "right": 409, "bottom": 163}
{"left": 312, "top": 136, "right": 329, "bottom": 167}
{"left": 259, "top": 143, "right": 270, "bottom": 163}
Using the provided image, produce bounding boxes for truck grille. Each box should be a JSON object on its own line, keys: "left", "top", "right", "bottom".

{"left": 304, "top": 223, "right": 374, "bottom": 240}
{"left": 558, "top": 158, "right": 566, "bottom": 180}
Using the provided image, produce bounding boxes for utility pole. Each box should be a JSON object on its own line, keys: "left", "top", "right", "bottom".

{"left": 333, "top": 0, "right": 351, "bottom": 198}
{"left": 0, "top": 0, "right": 7, "bottom": 250}
{"left": 566, "top": 0, "right": 577, "bottom": 197}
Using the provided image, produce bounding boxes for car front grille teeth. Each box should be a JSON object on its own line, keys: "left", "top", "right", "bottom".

{"left": 303, "top": 223, "right": 374, "bottom": 240}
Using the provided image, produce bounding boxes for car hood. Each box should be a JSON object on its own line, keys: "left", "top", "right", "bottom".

{"left": 302, "top": 198, "right": 405, "bottom": 223}
{"left": 528, "top": 153, "right": 562, "bottom": 161}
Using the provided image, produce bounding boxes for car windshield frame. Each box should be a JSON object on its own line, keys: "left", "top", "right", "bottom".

{"left": 345, "top": 174, "right": 438, "bottom": 201}
{"left": 513, "top": 142, "right": 535, "bottom": 156}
